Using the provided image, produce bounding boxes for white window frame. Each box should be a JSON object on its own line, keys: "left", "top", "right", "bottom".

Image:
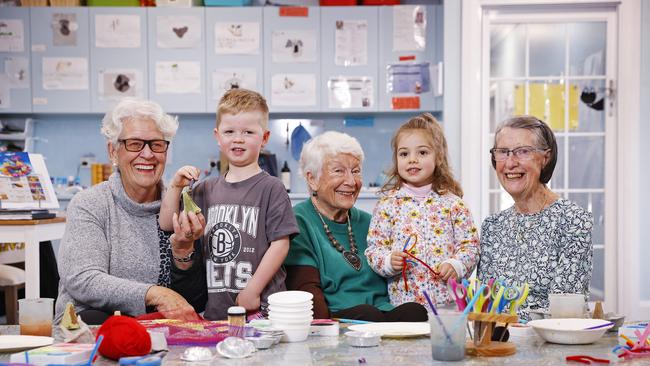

{"left": 460, "top": 0, "right": 642, "bottom": 319}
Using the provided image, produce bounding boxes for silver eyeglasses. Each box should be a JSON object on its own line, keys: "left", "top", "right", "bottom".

{"left": 490, "top": 146, "right": 548, "bottom": 161}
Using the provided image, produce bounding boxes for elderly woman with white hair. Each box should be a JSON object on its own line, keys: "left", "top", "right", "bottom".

{"left": 284, "top": 131, "right": 427, "bottom": 322}
{"left": 55, "top": 98, "right": 206, "bottom": 324}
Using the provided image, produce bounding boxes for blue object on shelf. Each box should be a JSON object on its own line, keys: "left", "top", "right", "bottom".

{"left": 344, "top": 117, "right": 374, "bottom": 127}
{"left": 203, "top": 0, "right": 252, "bottom": 5}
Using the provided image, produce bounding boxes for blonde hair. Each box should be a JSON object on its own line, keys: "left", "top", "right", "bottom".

{"left": 382, "top": 113, "right": 463, "bottom": 197}
{"left": 216, "top": 89, "right": 269, "bottom": 130}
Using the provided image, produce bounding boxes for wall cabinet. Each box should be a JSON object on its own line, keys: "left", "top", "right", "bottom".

{"left": 0, "top": 5, "right": 441, "bottom": 115}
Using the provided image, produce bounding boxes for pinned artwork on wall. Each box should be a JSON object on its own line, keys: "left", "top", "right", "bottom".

{"left": 42, "top": 57, "right": 88, "bottom": 90}
{"left": 271, "top": 30, "right": 316, "bottom": 63}
{"left": 271, "top": 73, "right": 316, "bottom": 107}
{"left": 214, "top": 22, "right": 260, "bottom": 55}
{"left": 212, "top": 68, "right": 257, "bottom": 100}
{"left": 52, "top": 13, "right": 78, "bottom": 47}
{"left": 386, "top": 62, "right": 430, "bottom": 94}
{"left": 156, "top": 15, "right": 202, "bottom": 49}
{"left": 334, "top": 20, "right": 368, "bottom": 67}
{"left": 98, "top": 69, "right": 141, "bottom": 99}
{"left": 95, "top": 14, "right": 141, "bottom": 49}
{"left": 392, "top": 5, "right": 427, "bottom": 52}
{"left": 327, "top": 76, "right": 373, "bottom": 109}
{"left": 0, "top": 19, "right": 25, "bottom": 53}
{"left": 155, "top": 61, "right": 200, "bottom": 94}
{"left": 4, "top": 57, "right": 29, "bottom": 89}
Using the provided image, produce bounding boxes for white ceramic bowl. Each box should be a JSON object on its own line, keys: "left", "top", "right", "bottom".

{"left": 279, "top": 326, "right": 310, "bottom": 342}
{"left": 268, "top": 304, "right": 313, "bottom": 313}
{"left": 269, "top": 315, "right": 314, "bottom": 324}
{"left": 268, "top": 310, "right": 313, "bottom": 320}
{"left": 528, "top": 318, "right": 614, "bottom": 345}
{"left": 268, "top": 291, "right": 314, "bottom": 305}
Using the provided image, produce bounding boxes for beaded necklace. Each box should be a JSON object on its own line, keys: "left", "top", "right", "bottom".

{"left": 311, "top": 200, "right": 362, "bottom": 271}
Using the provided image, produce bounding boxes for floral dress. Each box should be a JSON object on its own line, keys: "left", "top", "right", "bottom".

{"left": 365, "top": 188, "right": 480, "bottom": 306}
{"left": 477, "top": 198, "right": 593, "bottom": 320}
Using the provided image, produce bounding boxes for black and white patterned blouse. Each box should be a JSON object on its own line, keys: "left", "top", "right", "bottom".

{"left": 477, "top": 198, "right": 593, "bottom": 320}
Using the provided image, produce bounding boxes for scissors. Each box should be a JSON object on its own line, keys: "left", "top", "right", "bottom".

{"left": 492, "top": 285, "right": 519, "bottom": 314}
{"left": 509, "top": 283, "right": 530, "bottom": 315}
{"left": 447, "top": 277, "right": 467, "bottom": 311}
{"left": 473, "top": 281, "right": 493, "bottom": 313}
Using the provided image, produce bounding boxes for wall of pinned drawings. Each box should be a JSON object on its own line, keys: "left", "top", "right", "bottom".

{"left": 0, "top": 5, "right": 441, "bottom": 114}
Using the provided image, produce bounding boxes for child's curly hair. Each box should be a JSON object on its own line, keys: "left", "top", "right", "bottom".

{"left": 381, "top": 113, "right": 463, "bottom": 197}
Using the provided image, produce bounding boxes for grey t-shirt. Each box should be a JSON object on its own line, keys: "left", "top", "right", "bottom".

{"left": 191, "top": 171, "right": 299, "bottom": 320}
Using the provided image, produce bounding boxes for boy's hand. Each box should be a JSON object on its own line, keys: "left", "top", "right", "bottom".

{"left": 391, "top": 251, "right": 408, "bottom": 271}
{"left": 235, "top": 288, "right": 261, "bottom": 312}
{"left": 171, "top": 165, "right": 201, "bottom": 190}
{"left": 438, "top": 263, "right": 458, "bottom": 282}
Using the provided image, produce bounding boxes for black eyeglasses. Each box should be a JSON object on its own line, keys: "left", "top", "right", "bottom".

{"left": 490, "top": 146, "right": 548, "bottom": 161}
{"left": 119, "top": 139, "right": 170, "bottom": 153}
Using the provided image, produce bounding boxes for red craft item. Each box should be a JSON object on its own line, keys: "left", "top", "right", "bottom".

{"left": 566, "top": 355, "right": 610, "bottom": 364}
{"left": 96, "top": 316, "right": 151, "bottom": 360}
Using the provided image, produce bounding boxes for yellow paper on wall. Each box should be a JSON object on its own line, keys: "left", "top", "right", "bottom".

{"left": 513, "top": 83, "right": 579, "bottom": 131}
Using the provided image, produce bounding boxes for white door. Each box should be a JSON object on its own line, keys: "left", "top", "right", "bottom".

{"left": 478, "top": 7, "right": 617, "bottom": 312}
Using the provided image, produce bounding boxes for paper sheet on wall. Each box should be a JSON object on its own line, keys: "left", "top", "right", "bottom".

{"left": 386, "top": 62, "right": 430, "bottom": 94}
{"left": 328, "top": 76, "right": 373, "bottom": 109}
{"left": 157, "top": 15, "right": 201, "bottom": 49}
{"left": 271, "top": 30, "right": 317, "bottom": 63}
{"left": 214, "top": 22, "right": 260, "bottom": 55}
{"left": 334, "top": 20, "right": 367, "bottom": 67}
{"left": 0, "top": 75, "right": 10, "bottom": 109}
{"left": 392, "top": 5, "right": 426, "bottom": 51}
{"left": 52, "top": 13, "right": 78, "bottom": 47}
{"left": 0, "top": 152, "right": 59, "bottom": 210}
{"left": 271, "top": 73, "right": 315, "bottom": 106}
{"left": 0, "top": 19, "right": 25, "bottom": 52}
{"left": 155, "top": 61, "right": 200, "bottom": 94}
{"left": 99, "top": 68, "right": 141, "bottom": 99}
{"left": 212, "top": 68, "right": 257, "bottom": 100}
{"left": 95, "top": 14, "right": 141, "bottom": 48}
{"left": 5, "top": 57, "right": 29, "bottom": 89}
{"left": 514, "top": 83, "right": 579, "bottom": 131}
{"left": 42, "top": 57, "right": 88, "bottom": 90}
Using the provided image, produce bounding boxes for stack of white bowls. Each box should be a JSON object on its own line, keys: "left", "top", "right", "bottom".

{"left": 267, "top": 291, "right": 314, "bottom": 342}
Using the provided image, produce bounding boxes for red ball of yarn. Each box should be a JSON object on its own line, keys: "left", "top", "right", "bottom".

{"left": 96, "top": 315, "right": 151, "bottom": 360}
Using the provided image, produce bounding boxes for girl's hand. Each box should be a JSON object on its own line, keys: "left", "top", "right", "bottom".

{"left": 171, "top": 165, "right": 200, "bottom": 190}
{"left": 236, "top": 288, "right": 261, "bottom": 312}
{"left": 438, "top": 263, "right": 458, "bottom": 281}
{"left": 391, "top": 251, "right": 408, "bottom": 271}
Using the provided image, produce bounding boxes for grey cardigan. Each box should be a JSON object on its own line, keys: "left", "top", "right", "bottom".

{"left": 55, "top": 171, "right": 165, "bottom": 323}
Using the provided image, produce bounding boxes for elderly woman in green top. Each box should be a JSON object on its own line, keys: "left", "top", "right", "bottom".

{"left": 284, "top": 131, "right": 427, "bottom": 321}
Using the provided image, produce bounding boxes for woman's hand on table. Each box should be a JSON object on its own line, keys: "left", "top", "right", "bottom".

{"left": 438, "top": 263, "right": 458, "bottom": 282}
{"left": 145, "top": 285, "right": 199, "bottom": 321}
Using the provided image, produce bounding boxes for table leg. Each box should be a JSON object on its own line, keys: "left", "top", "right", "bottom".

{"left": 24, "top": 233, "right": 40, "bottom": 298}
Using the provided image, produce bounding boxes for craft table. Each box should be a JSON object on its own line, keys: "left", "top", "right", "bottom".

{"left": 0, "top": 217, "right": 65, "bottom": 298}
{"left": 0, "top": 325, "right": 648, "bottom": 365}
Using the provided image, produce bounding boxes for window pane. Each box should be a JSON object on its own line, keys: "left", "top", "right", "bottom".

{"left": 490, "top": 24, "right": 526, "bottom": 78}
{"left": 590, "top": 248, "right": 604, "bottom": 301}
{"left": 489, "top": 191, "right": 514, "bottom": 215}
{"left": 569, "top": 192, "right": 604, "bottom": 245}
{"left": 569, "top": 22, "right": 607, "bottom": 76}
{"left": 549, "top": 136, "right": 565, "bottom": 190}
{"left": 524, "top": 80, "right": 567, "bottom": 132}
{"left": 568, "top": 137, "right": 604, "bottom": 189}
{"left": 529, "top": 23, "right": 566, "bottom": 77}
{"left": 489, "top": 81, "right": 519, "bottom": 132}
{"left": 573, "top": 79, "right": 606, "bottom": 132}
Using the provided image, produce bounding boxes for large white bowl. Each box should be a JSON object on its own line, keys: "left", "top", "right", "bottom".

{"left": 268, "top": 291, "right": 314, "bottom": 305}
{"left": 268, "top": 310, "right": 314, "bottom": 319}
{"left": 268, "top": 304, "right": 313, "bottom": 313}
{"left": 528, "top": 318, "right": 614, "bottom": 345}
{"left": 269, "top": 314, "right": 313, "bottom": 324}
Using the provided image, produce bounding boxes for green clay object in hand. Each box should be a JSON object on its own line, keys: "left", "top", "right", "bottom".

{"left": 182, "top": 187, "right": 201, "bottom": 214}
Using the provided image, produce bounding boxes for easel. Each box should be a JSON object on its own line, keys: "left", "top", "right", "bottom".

{"left": 466, "top": 312, "right": 518, "bottom": 357}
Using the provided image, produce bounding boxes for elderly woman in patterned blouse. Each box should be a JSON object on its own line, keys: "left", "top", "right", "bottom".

{"left": 477, "top": 115, "right": 593, "bottom": 320}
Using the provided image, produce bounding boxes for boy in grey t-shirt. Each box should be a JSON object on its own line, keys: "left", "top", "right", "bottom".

{"left": 161, "top": 89, "right": 299, "bottom": 320}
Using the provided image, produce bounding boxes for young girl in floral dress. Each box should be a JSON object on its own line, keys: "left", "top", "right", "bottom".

{"left": 365, "top": 113, "right": 480, "bottom": 306}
